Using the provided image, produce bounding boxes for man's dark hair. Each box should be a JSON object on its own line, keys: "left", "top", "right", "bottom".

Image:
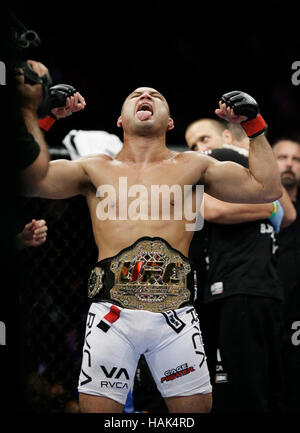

{"left": 272, "top": 136, "right": 300, "bottom": 148}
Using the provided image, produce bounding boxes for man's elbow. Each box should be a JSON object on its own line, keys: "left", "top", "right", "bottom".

{"left": 19, "top": 163, "right": 49, "bottom": 197}
{"left": 262, "top": 185, "right": 282, "bottom": 203}
{"left": 204, "top": 206, "right": 224, "bottom": 223}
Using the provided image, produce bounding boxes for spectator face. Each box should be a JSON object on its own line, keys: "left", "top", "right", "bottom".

{"left": 273, "top": 140, "right": 300, "bottom": 188}
{"left": 185, "top": 120, "right": 224, "bottom": 152}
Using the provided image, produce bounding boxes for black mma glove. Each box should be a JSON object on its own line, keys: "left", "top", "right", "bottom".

{"left": 220, "top": 90, "right": 267, "bottom": 139}
{"left": 48, "top": 84, "right": 77, "bottom": 111}
{"left": 38, "top": 83, "right": 77, "bottom": 131}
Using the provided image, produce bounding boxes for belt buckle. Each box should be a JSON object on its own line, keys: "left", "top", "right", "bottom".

{"left": 110, "top": 239, "right": 191, "bottom": 312}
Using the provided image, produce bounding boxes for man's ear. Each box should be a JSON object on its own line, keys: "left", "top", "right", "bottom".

{"left": 167, "top": 117, "right": 174, "bottom": 131}
{"left": 222, "top": 129, "right": 233, "bottom": 144}
{"left": 117, "top": 116, "right": 122, "bottom": 128}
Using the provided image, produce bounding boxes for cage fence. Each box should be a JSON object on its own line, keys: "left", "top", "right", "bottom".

{"left": 20, "top": 171, "right": 97, "bottom": 412}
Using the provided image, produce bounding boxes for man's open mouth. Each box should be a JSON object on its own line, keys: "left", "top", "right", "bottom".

{"left": 136, "top": 102, "right": 153, "bottom": 121}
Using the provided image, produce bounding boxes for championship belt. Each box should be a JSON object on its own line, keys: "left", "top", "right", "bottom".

{"left": 88, "top": 267, "right": 105, "bottom": 298}
{"left": 88, "top": 238, "right": 192, "bottom": 313}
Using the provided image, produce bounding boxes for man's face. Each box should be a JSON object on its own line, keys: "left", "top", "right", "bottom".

{"left": 117, "top": 87, "right": 173, "bottom": 135}
{"left": 273, "top": 140, "right": 300, "bottom": 188}
{"left": 185, "top": 120, "right": 224, "bottom": 152}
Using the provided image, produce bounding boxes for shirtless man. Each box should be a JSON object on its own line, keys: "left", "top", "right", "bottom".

{"left": 37, "top": 87, "right": 282, "bottom": 413}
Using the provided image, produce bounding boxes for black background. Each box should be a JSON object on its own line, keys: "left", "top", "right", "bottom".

{"left": 9, "top": 1, "right": 300, "bottom": 145}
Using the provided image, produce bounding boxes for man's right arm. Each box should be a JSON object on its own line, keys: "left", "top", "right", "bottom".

{"left": 38, "top": 158, "right": 91, "bottom": 199}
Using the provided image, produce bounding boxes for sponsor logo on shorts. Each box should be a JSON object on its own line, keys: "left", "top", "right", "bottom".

{"left": 191, "top": 324, "right": 206, "bottom": 369}
{"left": 186, "top": 308, "right": 199, "bottom": 325}
{"left": 99, "top": 365, "right": 130, "bottom": 390}
{"left": 160, "top": 363, "right": 195, "bottom": 383}
{"left": 162, "top": 310, "right": 185, "bottom": 333}
{"left": 79, "top": 312, "right": 96, "bottom": 386}
{"left": 100, "top": 381, "right": 129, "bottom": 390}
{"left": 100, "top": 365, "right": 130, "bottom": 380}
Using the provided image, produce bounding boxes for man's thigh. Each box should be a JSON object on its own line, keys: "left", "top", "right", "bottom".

{"left": 145, "top": 307, "right": 212, "bottom": 405}
{"left": 78, "top": 303, "right": 139, "bottom": 407}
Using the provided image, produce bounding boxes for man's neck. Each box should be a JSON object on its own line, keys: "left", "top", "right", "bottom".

{"left": 117, "top": 134, "right": 173, "bottom": 164}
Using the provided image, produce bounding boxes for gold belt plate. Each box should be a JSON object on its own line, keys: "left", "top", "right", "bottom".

{"left": 110, "top": 239, "right": 191, "bottom": 312}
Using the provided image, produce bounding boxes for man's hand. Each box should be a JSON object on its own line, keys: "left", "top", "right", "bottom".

{"left": 215, "top": 100, "right": 248, "bottom": 123}
{"left": 16, "top": 219, "right": 48, "bottom": 249}
{"left": 51, "top": 92, "right": 86, "bottom": 119}
{"left": 215, "top": 90, "right": 267, "bottom": 138}
{"left": 16, "top": 60, "right": 49, "bottom": 112}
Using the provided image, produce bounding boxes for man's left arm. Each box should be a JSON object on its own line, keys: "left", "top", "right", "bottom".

{"left": 203, "top": 91, "right": 282, "bottom": 204}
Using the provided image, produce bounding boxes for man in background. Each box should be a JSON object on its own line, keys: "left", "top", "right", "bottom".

{"left": 185, "top": 118, "right": 295, "bottom": 412}
{"left": 273, "top": 138, "right": 300, "bottom": 413}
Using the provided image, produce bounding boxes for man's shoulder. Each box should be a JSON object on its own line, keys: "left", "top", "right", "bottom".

{"left": 178, "top": 149, "right": 212, "bottom": 164}
{"left": 208, "top": 146, "right": 249, "bottom": 167}
{"left": 77, "top": 153, "right": 114, "bottom": 166}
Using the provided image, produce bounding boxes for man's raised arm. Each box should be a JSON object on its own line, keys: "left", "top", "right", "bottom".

{"left": 203, "top": 91, "right": 282, "bottom": 204}
{"left": 38, "top": 158, "right": 91, "bottom": 199}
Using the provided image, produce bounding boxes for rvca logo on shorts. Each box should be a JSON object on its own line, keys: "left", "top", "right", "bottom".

{"left": 162, "top": 310, "right": 185, "bottom": 333}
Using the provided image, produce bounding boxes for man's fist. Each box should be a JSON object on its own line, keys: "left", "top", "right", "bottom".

{"left": 49, "top": 84, "right": 77, "bottom": 109}
{"left": 17, "top": 219, "right": 48, "bottom": 249}
{"left": 220, "top": 91, "right": 260, "bottom": 119}
{"left": 215, "top": 90, "right": 268, "bottom": 138}
{"left": 38, "top": 84, "right": 86, "bottom": 131}
{"left": 51, "top": 90, "right": 86, "bottom": 119}
{"left": 215, "top": 100, "right": 248, "bottom": 124}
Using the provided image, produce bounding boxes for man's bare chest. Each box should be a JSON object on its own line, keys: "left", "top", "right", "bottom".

{"left": 85, "top": 160, "right": 203, "bottom": 227}
{"left": 87, "top": 159, "right": 200, "bottom": 192}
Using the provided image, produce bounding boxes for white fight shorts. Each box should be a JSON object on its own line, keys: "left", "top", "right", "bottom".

{"left": 78, "top": 302, "right": 212, "bottom": 405}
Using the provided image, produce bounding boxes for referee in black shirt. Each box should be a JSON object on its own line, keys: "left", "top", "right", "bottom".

{"left": 186, "top": 119, "right": 296, "bottom": 412}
